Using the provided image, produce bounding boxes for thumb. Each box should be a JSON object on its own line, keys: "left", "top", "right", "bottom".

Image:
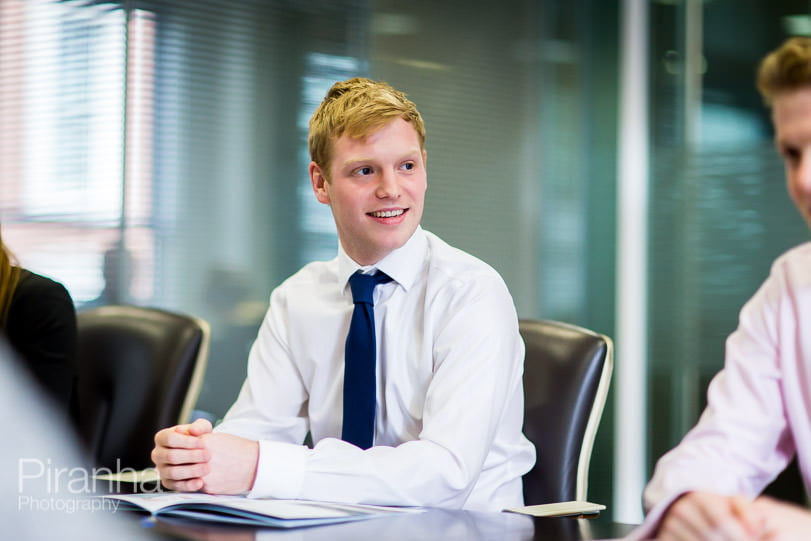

{"left": 187, "top": 417, "right": 213, "bottom": 436}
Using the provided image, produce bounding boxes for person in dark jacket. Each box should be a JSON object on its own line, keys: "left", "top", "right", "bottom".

{"left": 0, "top": 224, "right": 77, "bottom": 414}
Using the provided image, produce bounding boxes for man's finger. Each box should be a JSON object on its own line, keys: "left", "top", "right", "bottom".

{"left": 156, "top": 429, "right": 206, "bottom": 449}
{"left": 159, "top": 462, "right": 211, "bottom": 481}
{"left": 711, "top": 515, "right": 759, "bottom": 541}
{"left": 730, "top": 496, "right": 766, "bottom": 537}
{"left": 151, "top": 446, "right": 209, "bottom": 468}
{"left": 661, "top": 496, "right": 711, "bottom": 540}
{"left": 161, "top": 477, "right": 204, "bottom": 492}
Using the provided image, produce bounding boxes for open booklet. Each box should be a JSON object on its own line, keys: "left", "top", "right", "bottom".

{"left": 101, "top": 492, "right": 421, "bottom": 528}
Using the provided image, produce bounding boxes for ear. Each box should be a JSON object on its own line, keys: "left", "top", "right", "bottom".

{"left": 422, "top": 149, "right": 427, "bottom": 168}
{"left": 309, "top": 162, "right": 331, "bottom": 205}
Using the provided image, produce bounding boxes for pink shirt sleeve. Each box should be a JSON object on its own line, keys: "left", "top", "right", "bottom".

{"left": 638, "top": 244, "right": 811, "bottom": 536}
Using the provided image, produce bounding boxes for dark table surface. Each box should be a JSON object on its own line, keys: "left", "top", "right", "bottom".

{"left": 137, "top": 507, "right": 637, "bottom": 541}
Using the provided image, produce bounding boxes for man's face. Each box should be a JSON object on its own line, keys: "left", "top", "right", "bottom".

{"left": 309, "top": 117, "right": 427, "bottom": 265}
{"left": 773, "top": 87, "right": 811, "bottom": 228}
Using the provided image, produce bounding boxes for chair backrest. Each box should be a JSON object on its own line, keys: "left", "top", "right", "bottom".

{"left": 519, "top": 319, "right": 613, "bottom": 504}
{"left": 75, "top": 305, "right": 210, "bottom": 471}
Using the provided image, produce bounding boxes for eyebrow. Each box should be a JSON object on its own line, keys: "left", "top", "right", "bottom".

{"left": 340, "top": 149, "right": 422, "bottom": 169}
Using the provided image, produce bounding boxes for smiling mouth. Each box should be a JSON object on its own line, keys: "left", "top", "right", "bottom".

{"left": 368, "top": 209, "right": 405, "bottom": 218}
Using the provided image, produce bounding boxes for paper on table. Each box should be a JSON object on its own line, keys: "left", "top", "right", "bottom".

{"left": 503, "top": 500, "right": 606, "bottom": 517}
{"left": 101, "top": 492, "right": 422, "bottom": 528}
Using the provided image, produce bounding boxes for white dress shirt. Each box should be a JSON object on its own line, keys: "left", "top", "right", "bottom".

{"left": 629, "top": 241, "right": 811, "bottom": 539}
{"left": 215, "top": 227, "right": 536, "bottom": 511}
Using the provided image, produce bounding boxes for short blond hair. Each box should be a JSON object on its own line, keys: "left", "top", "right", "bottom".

{"left": 308, "top": 77, "right": 426, "bottom": 177}
{"left": 757, "top": 37, "right": 811, "bottom": 105}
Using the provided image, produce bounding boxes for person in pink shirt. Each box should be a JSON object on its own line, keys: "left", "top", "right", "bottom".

{"left": 632, "top": 37, "right": 811, "bottom": 541}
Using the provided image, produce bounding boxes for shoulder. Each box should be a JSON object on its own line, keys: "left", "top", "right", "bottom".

{"left": 739, "top": 242, "right": 811, "bottom": 326}
{"left": 422, "top": 230, "right": 512, "bottom": 302}
{"left": 420, "top": 232, "right": 521, "bottom": 352}
{"left": 11, "top": 269, "right": 74, "bottom": 309}
{"left": 424, "top": 230, "right": 506, "bottom": 282}
{"left": 770, "top": 242, "right": 811, "bottom": 275}
{"left": 758, "top": 242, "right": 811, "bottom": 298}
{"left": 7, "top": 269, "right": 76, "bottom": 340}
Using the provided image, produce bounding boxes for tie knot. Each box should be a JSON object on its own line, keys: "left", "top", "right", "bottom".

{"left": 348, "top": 270, "right": 392, "bottom": 305}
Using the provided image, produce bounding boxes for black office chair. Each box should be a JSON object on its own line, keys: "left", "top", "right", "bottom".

{"left": 75, "top": 305, "right": 210, "bottom": 471}
{"left": 519, "top": 319, "right": 613, "bottom": 505}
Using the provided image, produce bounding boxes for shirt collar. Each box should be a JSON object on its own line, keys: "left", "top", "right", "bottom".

{"left": 337, "top": 226, "right": 428, "bottom": 293}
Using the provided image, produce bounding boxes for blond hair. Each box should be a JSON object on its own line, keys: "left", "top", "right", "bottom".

{"left": 757, "top": 37, "right": 811, "bottom": 105}
{"left": 308, "top": 77, "right": 426, "bottom": 178}
{"left": 0, "top": 227, "right": 21, "bottom": 328}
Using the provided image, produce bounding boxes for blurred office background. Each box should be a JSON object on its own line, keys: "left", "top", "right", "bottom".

{"left": 1, "top": 0, "right": 809, "bottom": 522}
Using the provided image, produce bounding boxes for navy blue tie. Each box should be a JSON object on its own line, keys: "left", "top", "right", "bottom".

{"left": 342, "top": 270, "right": 392, "bottom": 449}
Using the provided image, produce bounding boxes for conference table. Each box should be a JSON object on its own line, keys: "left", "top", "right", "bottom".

{"left": 137, "top": 507, "right": 638, "bottom": 541}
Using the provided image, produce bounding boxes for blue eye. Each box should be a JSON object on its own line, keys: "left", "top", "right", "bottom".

{"left": 356, "top": 166, "right": 373, "bottom": 176}
{"left": 401, "top": 162, "right": 414, "bottom": 171}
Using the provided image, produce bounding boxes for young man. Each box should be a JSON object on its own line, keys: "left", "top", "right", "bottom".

{"left": 151, "top": 77, "right": 536, "bottom": 511}
{"left": 632, "top": 37, "right": 811, "bottom": 540}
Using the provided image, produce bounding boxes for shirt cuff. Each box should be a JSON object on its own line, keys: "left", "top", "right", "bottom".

{"left": 248, "top": 440, "right": 309, "bottom": 499}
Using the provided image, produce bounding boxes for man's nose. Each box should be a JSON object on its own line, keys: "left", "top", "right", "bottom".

{"left": 375, "top": 169, "right": 401, "bottom": 199}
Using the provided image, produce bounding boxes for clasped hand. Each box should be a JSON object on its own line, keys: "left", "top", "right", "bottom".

{"left": 151, "top": 418, "right": 259, "bottom": 494}
{"left": 657, "top": 491, "right": 811, "bottom": 541}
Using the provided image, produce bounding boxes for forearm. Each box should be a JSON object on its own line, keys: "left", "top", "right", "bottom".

{"left": 249, "top": 437, "right": 483, "bottom": 508}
